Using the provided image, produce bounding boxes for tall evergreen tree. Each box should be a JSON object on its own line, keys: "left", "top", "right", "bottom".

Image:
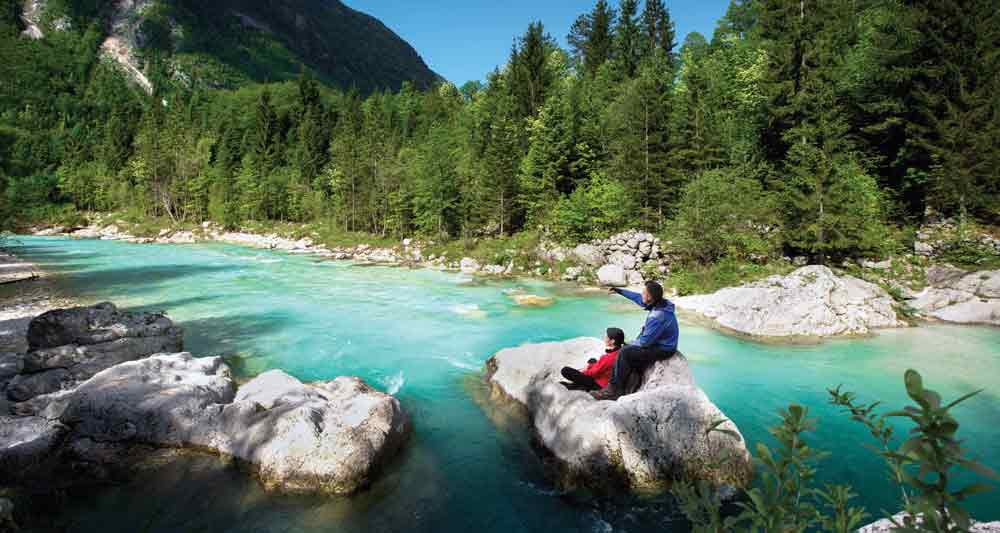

{"left": 614, "top": 0, "right": 643, "bottom": 78}
{"left": 568, "top": 0, "right": 616, "bottom": 77}
{"left": 509, "top": 22, "right": 557, "bottom": 119}
{"left": 640, "top": 0, "right": 677, "bottom": 68}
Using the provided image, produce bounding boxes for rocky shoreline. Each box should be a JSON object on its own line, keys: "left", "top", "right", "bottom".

{"left": 21, "top": 218, "right": 1000, "bottom": 339}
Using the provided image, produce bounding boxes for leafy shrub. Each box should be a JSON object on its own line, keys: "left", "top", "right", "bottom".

{"left": 667, "top": 167, "right": 779, "bottom": 264}
{"left": 668, "top": 258, "right": 793, "bottom": 296}
{"left": 549, "top": 173, "right": 634, "bottom": 244}
{"left": 674, "top": 370, "right": 996, "bottom": 532}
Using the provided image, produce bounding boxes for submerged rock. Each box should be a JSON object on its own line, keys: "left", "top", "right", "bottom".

{"left": 509, "top": 294, "right": 555, "bottom": 307}
{"left": 675, "top": 266, "right": 903, "bottom": 340}
{"left": 485, "top": 338, "right": 751, "bottom": 492}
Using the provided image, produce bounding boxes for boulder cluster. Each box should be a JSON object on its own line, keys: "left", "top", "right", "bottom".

{"left": 550, "top": 230, "right": 670, "bottom": 285}
{"left": 485, "top": 338, "right": 752, "bottom": 492}
{"left": 674, "top": 266, "right": 904, "bottom": 339}
{"left": 1, "top": 303, "right": 409, "bottom": 496}
{"left": 914, "top": 218, "right": 1000, "bottom": 259}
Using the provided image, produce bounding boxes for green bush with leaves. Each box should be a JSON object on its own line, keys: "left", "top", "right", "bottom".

{"left": 549, "top": 172, "right": 634, "bottom": 244}
{"left": 674, "top": 369, "right": 996, "bottom": 532}
{"left": 667, "top": 167, "right": 779, "bottom": 264}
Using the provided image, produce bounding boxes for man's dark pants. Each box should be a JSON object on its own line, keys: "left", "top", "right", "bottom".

{"left": 609, "top": 345, "right": 673, "bottom": 392}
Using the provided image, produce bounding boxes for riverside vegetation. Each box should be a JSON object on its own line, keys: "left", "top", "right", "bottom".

{"left": 674, "top": 370, "right": 998, "bottom": 533}
{"left": 2, "top": 0, "right": 999, "bottom": 293}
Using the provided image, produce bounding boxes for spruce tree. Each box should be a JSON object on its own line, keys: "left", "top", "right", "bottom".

{"left": 568, "top": 0, "right": 616, "bottom": 77}
{"left": 614, "top": 0, "right": 643, "bottom": 78}
{"left": 641, "top": 0, "right": 677, "bottom": 68}
{"left": 509, "top": 22, "right": 556, "bottom": 119}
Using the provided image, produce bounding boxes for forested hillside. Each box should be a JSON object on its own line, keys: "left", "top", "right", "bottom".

{"left": 10, "top": 0, "right": 439, "bottom": 91}
{"left": 2, "top": 0, "right": 998, "bottom": 269}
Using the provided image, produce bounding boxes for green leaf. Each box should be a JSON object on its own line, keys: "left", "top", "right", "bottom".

{"left": 952, "top": 482, "right": 994, "bottom": 499}
{"left": 944, "top": 388, "right": 984, "bottom": 410}
{"left": 904, "top": 370, "right": 924, "bottom": 401}
{"left": 958, "top": 458, "right": 1000, "bottom": 480}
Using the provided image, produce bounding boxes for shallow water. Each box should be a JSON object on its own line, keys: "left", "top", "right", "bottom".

{"left": 9, "top": 236, "right": 1000, "bottom": 532}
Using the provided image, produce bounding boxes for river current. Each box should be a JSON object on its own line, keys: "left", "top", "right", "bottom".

{"left": 9, "top": 236, "right": 1000, "bottom": 532}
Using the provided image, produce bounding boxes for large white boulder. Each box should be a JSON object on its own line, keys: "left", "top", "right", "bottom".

{"left": 29, "top": 353, "right": 409, "bottom": 495}
{"left": 597, "top": 264, "right": 627, "bottom": 287}
{"left": 675, "top": 266, "right": 903, "bottom": 339}
{"left": 209, "top": 370, "right": 410, "bottom": 494}
{"left": 909, "top": 269, "right": 1000, "bottom": 326}
{"left": 485, "top": 338, "right": 752, "bottom": 491}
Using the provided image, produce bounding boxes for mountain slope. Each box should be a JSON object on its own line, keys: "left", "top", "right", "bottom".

{"left": 21, "top": 0, "right": 441, "bottom": 93}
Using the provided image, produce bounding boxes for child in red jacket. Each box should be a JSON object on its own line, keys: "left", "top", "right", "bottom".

{"left": 560, "top": 327, "right": 626, "bottom": 391}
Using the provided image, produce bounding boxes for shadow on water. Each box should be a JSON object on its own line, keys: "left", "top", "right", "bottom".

{"left": 180, "top": 313, "right": 293, "bottom": 366}
{"left": 50, "top": 264, "right": 236, "bottom": 298}
{"left": 124, "top": 295, "right": 223, "bottom": 314}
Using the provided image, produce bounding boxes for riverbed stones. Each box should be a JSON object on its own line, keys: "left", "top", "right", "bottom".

{"left": 909, "top": 268, "right": 1000, "bottom": 326}
{"left": 485, "top": 338, "right": 752, "bottom": 491}
{"left": 571, "top": 244, "right": 605, "bottom": 267}
{"left": 674, "top": 266, "right": 903, "bottom": 339}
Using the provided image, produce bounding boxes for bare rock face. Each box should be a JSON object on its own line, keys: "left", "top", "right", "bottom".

{"left": 485, "top": 338, "right": 751, "bottom": 492}
{"left": 7, "top": 303, "right": 182, "bottom": 402}
{"left": 675, "top": 266, "right": 903, "bottom": 339}
{"left": 910, "top": 268, "right": 1000, "bottom": 326}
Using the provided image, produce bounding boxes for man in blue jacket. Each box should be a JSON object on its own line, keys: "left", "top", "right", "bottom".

{"left": 592, "top": 281, "right": 678, "bottom": 401}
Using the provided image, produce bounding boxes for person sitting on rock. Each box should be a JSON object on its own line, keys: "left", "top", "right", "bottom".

{"left": 560, "top": 327, "right": 626, "bottom": 391}
{"left": 593, "top": 281, "right": 678, "bottom": 401}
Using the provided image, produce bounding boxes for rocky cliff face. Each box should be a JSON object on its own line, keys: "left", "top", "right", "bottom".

{"left": 21, "top": 0, "right": 440, "bottom": 93}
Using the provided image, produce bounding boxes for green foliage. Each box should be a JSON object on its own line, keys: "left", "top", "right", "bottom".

{"left": 675, "top": 370, "right": 995, "bottom": 532}
{"left": 667, "top": 258, "right": 792, "bottom": 296}
{"left": 549, "top": 172, "right": 633, "bottom": 243}
{"left": 1, "top": 0, "right": 997, "bottom": 262}
{"left": 668, "top": 167, "right": 778, "bottom": 263}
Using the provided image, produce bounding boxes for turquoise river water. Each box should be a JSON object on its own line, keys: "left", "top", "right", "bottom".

{"left": 8, "top": 236, "right": 1000, "bottom": 532}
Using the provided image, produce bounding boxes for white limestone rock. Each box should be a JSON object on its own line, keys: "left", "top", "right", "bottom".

{"left": 460, "top": 257, "right": 481, "bottom": 274}
{"left": 208, "top": 370, "right": 410, "bottom": 494}
{"left": 910, "top": 269, "right": 1000, "bottom": 326}
{"left": 485, "top": 338, "right": 752, "bottom": 491}
{"left": 597, "top": 264, "right": 627, "bottom": 287}
{"left": 675, "top": 266, "right": 903, "bottom": 339}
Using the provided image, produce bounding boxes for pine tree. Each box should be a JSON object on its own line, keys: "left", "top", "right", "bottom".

{"left": 568, "top": 0, "right": 616, "bottom": 77}
{"left": 641, "top": 0, "right": 677, "bottom": 68}
{"left": 509, "top": 22, "right": 557, "bottom": 119}
{"left": 614, "top": 0, "right": 642, "bottom": 78}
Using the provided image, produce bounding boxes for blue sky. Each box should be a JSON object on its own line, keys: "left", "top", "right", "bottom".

{"left": 343, "top": 1, "right": 732, "bottom": 85}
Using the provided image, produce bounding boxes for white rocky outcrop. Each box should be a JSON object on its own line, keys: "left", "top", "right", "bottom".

{"left": 565, "top": 230, "right": 672, "bottom": 284}
{"left": 3, "top": 352, "right": 409, "bottom": 495}
{"left": 485, "top": 338, "right": 752, "bottom": 491}
{"left": 675, "top": 266, "right": 904, "bottom": 339}
{"left": 909, "top": 266, "right": 1000, "bottom": 326}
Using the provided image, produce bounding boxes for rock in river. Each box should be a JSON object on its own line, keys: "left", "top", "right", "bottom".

{"left": 3, "top": 353, "right": 410, "bottom": 495}
{"left": 485, "top": 338, "right": 752, "bottom": 491}
{"left": 674, "top": 266, "right": 903, "bottom": 340}
{"left": 909, "top": 267, "right": 1000, "bottom": 326}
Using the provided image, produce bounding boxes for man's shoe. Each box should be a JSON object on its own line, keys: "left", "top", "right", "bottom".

{"left": 589, "top": 386, "right": 620, "bottom": 401}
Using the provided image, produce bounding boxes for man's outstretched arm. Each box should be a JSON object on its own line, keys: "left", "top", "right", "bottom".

{"left": 610, "top": 287, "right": 645, "bottom": 308}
